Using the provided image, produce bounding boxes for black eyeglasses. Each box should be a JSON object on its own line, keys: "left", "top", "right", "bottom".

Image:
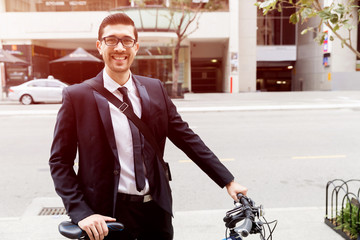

{"left": 102, "top": 36, "right": 136, "bottom": 48}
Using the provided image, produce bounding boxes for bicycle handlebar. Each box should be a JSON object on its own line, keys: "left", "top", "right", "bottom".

{"left": 223, "top": 193, "right": 277, "bottom": 240}
{"left": 235, "top": 193, "right": 254, "bottom": 237}
{"left": 58, "top": 221, "right": 124, "bottom": 239}
{"left": 235, "top": 218, "right": 252, "bottom": 237}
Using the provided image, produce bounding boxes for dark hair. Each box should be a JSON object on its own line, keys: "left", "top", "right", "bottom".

{"left": 98, "top": 13, "right": 138, "bottom": 41}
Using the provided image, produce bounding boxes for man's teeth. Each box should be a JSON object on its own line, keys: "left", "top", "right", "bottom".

{"left": 114, "top": 56, "right": 126, "bottom": 60}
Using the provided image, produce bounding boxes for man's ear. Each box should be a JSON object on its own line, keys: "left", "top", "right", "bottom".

{"left": 134, "top": 42, "right": 139, "bottom": 54}
{"left": 96, "top": 40, "right": 102, "bottom": 55}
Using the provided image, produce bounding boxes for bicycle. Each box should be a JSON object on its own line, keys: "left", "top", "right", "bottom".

{"left": 58, "top": 193, "right": 276, "bottom": 240}
{"left": 223, "top": 193, "right": 277, "bottom": 240}
{"left": 58, "top": 221, "right": 124, "bottom": 239}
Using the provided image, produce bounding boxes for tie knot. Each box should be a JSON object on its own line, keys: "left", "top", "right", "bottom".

{"left": 118, "top": 87, "right": 128, "bottom": 96}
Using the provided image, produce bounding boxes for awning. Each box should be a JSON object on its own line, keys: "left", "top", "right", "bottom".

{"left": 50, "top": 47, "right": 102, "bottom": 63}
{"left": 0, "top": 49, "right": 29, "bottom": 64}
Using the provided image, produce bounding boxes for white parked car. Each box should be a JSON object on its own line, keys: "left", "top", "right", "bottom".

{"left": 8, "top": 79, "right": 68, "bottom": 105}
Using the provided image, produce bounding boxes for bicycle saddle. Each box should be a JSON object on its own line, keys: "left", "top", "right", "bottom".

{"left": 58, "top": 221, "right": 124, "bottom": 239}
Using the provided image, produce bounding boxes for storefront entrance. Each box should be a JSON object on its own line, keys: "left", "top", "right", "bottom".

{"left": 191, "top": 58, "right": 222, "bottom": 93}
{"left": 131, "top": 56, "right": 172, "bottom": 84}
{"left": 257, "top": 62, "right": 294, "bottom": 91}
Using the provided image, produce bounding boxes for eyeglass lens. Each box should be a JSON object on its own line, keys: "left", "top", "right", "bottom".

{"left": 103, "top": 36, "right": 135, "bottom": 48}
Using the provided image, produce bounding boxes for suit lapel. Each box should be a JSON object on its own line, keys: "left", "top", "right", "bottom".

{"left": 132, "top": 75, "right": 156, "bottom": 168}
{"left": 133, "top": 75, "right": 150, "bottom": 122}
{"left": 91, "top": 72, "right": 119, "bottom": 160}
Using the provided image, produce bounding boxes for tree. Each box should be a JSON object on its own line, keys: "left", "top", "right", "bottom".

{"left": 255, "top": 0, "right": 360, "bottom": 58}
{"left": 167, "top": 0, "right": 204, "bottom": 97}
{"left": 136, "top": 0, "right": 224, "bottom": 97}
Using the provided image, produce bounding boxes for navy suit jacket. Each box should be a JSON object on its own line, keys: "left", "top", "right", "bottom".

{"left": 49, "top": 70, "right": 234, "bottom": 224}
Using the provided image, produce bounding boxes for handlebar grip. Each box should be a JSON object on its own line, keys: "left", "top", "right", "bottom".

{"left": 237, "top": 193, "right": 251, "bottom": 207}
{"left": 58, "top": 221, "right": 124, "bottom": 239}
{"left": 236, "top": 193, "right": 254, "bottom": 237}
{"left": 237, "top": 193, "right": 245, "bottom": 202}
{"left": 235, "top": 217, "right": 253, "bottom": 237}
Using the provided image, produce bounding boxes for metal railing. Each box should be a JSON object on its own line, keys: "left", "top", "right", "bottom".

{"left": 325, "top": 179, "right": 360, "bottom": 240}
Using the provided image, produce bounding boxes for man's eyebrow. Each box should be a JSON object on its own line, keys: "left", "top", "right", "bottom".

{"left": 103, "top": 34, "right": 116, "bottom": 38}
{"left": 103, "top": 34, "right": 133, "bottom": 39}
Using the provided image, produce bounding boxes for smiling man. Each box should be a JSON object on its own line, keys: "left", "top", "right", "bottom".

{"left": 49, "top": 13, "right": 247, "bottom": 240}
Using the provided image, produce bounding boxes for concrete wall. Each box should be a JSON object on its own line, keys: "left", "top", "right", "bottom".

{"left": 0, "top": 12, "right": 105, "bottom": 41}
{"left": 331, "top": 0, "right": 358, "bottom": 73}
{"left": 332, "top": 72, "right": 360, "bottom": 90}
{"left": 190, "top": 42, "right": 225, "bottom": 59}
{"left": 294, "top": 17, "right": 330, "bottom": 91}
{"left": 294, "top": 0, "right": 359, "bottom": 91}
{"left": 237, "top": 0, "right": 257, "bottom": 92}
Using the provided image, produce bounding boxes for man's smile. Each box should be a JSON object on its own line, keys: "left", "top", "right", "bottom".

{"left": 112, "top": 55, "right": 127, "bottom": 61}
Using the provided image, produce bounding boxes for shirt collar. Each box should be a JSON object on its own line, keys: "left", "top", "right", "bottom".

{"left": 103, "top": 70, "right": 135, "bottom": 94}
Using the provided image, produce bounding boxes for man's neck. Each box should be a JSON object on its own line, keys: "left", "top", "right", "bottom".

{"left": 105, "top": 67, "right": 130, "bottom": 86}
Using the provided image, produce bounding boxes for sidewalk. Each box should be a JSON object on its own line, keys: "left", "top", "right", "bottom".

{"left": 0, "top": 197, "right": 344, "bottom": 240}
{"left": 1, "top": 91, "right": 360, "bottom": 115}
{"left": 173, "top": 91, "right": 360, "bottom": 111}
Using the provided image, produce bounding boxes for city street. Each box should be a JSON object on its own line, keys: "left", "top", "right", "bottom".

{"left": 0, "top": 91, "right": 360, "bottom": 239}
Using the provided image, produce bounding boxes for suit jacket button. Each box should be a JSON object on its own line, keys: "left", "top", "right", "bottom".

{"left": 113, "top": 170, "right": 119, "bottom": 175}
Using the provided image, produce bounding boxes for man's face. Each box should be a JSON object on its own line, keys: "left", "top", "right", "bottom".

{"left": 96, "top": 24, "right": 139, "bottom": 80}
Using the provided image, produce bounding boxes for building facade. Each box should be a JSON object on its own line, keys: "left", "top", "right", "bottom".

{"left": 0, "top": 0, "right": 359, "bottom": 94}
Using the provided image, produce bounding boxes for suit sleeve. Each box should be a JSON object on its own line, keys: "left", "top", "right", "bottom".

{"left": 49, "top": 88, "right": 94, "bottom": 224}
{"left": 160, "top": 83, "right": 234, "bottom": 188}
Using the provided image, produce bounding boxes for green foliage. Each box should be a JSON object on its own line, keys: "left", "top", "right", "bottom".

{"left": 336, "top": 199, "right": 360, "bottom": 240}
{"left": 314, "top": 31, "right": 326, "bottom": 45}
{"left": 290, "top": 12, "right": 300, "bottom": 24}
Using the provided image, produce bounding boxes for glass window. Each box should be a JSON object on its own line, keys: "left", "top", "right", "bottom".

{"left": 257, "top": 3, "right": 296, "bottom": 45}
{"left": 131, "top": 46, "right": 173, "bottom": 83}
{"left": 46, "top": 81, "right": 62, "bottom": 87}
{"left": 28, "top": 81, "right": 47, "bottom": 87}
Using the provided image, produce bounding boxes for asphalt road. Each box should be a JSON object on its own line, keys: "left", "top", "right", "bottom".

{"left": 1, "top": 97, "right": 360, "bottom": 219}
{"left": 168, "top": 108, "right": 360, "bottom": 211}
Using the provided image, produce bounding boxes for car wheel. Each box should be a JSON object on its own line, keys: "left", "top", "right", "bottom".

{"left": 20, "top": 94, "right": 33, "bottom": 105}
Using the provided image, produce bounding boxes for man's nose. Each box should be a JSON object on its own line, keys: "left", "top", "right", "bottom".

{"left": 114, "top": 41, "right": 126, "bottom": 51}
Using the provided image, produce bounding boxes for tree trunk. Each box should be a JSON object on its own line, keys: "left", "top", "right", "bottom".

{"left": 172, "top": 41, "right": 181, "bottom": 97}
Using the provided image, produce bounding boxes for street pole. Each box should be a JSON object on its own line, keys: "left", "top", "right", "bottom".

{"left": 0, "top": 41, "right": 4, "bottom": 101}
{"left": 0, "top": 62, "right": 4, "bottom": 101}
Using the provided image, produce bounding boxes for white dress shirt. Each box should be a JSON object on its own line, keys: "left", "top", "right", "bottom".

{"left": 103, "top": 70, "right": 150, "bottom": 195}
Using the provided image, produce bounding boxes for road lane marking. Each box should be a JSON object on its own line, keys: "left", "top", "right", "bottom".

{"left": 0, "top": 110, "right": 59, "bottom": 116}
{"left": 179, "top": 158, "right": 235, "bottom": 163}
{"left": 292, "top": 155, "right": 346, "bottom": 159}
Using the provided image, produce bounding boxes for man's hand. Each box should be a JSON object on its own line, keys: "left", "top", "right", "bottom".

{"left": 226, "top": 180, "right": 248, "bottom": 202}
{"left": 78, "top": 214, "right": 116, "bottom": 240}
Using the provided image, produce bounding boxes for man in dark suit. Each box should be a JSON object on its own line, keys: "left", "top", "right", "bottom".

{"left": 49, "top": 13, "right": 247, "bottom": 240}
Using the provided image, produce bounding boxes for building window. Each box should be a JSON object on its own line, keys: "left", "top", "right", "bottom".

{"left": 131, "top": 46, "right": 173, "bottom": 83}
{"left": 257, "top": 3, "right": 296, "bottom": 45}
{"left": 5, "top": 0, "right": 229, "bottom": 12}
{"left": 5, "top": 0, "right": 132, "bottom": 12}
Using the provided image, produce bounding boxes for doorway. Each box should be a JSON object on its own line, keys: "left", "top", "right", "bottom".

{"left": 191, "top": 59, "right": 222, "bottom": 93}
{"left": 257, "top": 62, "right": 294, "bottom": 91}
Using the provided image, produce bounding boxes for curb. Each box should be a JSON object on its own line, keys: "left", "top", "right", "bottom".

{"left": 1, "top": 103, "right": 360, "bottom": 116}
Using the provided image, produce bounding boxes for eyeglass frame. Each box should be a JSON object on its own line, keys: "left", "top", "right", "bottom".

{"left": 101, "top": 35, "right": 137, "bottom": 48}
